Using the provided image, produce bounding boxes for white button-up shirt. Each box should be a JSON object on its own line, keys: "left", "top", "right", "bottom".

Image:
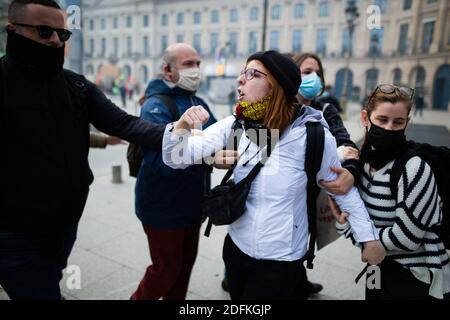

{"left": 163, "top": 106, "right": 378, "bottom": 261}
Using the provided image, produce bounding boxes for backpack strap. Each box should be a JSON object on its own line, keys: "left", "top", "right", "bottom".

{"left": 127, "top": 94, "right": 178, "bottom": 177}
{"left": 321, "top": 102, "right": 331, "bottom": 113}
{"left": 218, "top": 119, "right": 244, "bottom": 184}
{"left": 227, "top": 118, "right": 244, "bottom": 151}
{"left": 152, "top": 94, "right": 179, "bottom": 121}
{"left": 304, "top": 121, "right": 325, "bottom": 269}
{"left": 204, "top": 119, "right": 250, "bottom": 237}
{"left": 389, "top": 147, "right": 418, "bottom": 200}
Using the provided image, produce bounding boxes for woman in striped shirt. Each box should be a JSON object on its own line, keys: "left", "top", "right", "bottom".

{"left": 331, "top": 84, "right": 450, "bottom": 300}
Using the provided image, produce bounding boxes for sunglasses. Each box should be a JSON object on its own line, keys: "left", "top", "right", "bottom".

{"left": 368, "top": 84, "right": 415, "bottom": 104}
{"left": 240, "top": 68, "right": 267, "bottom": 81}
{"left": 12, "top": 23, "right": 72, "bottom": 42}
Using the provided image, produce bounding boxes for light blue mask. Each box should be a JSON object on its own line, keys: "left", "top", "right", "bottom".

{"left": 298, "top": 72, "right": 323, "bottom": 100}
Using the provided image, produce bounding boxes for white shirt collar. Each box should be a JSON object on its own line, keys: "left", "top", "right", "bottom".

{"left": 163, "top": 79, "right": 177, "bottom": 89}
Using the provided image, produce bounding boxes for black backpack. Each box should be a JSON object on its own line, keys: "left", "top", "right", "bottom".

{"left": 304, "top": 121, "right": 325, "bottom": 269}
{"left": 127, "top": 94, "right": 179, "bottom": 177}
{"left": 389, "top": 141, "right": 450, "bottom": 249}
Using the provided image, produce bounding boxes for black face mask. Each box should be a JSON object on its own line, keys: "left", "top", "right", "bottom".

{"left": 367, "top": 120, "right": 407, "bottom": 152}
{"left": 5, "top": 29, "right": 65, "bottom": 74}
{"left": 361, "top": 120, "right": 408, "bottom": 169}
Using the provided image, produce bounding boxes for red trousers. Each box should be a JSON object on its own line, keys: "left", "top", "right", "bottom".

{"left": 131, "top": 224, "right": 200, "bottom": 300}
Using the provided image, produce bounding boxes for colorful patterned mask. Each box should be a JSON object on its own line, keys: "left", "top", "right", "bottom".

{"left": 237, "top": 95, "right": 271, "bottom": 121}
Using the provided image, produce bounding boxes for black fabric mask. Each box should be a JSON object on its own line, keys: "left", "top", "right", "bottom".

{"left": 361, "top": 121, "right": 408, "bottom": 170}
{"left": 5, "top": 29, "right": 65, "bottom": 74}
{"left": 243, "top": 120, "right": 272, "bottom": 149}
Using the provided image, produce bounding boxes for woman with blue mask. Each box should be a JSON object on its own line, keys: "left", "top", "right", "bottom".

{"left": 293, "top": 53, "right": 360, "bottom": 196}
{"left": 288, "top": 52, "right": 362, "bottom": 299}
{"left": 295, "top": 53, "right": 325, "bottom": 105}
{"left": 299, "top": 70, "right": 324, "bottom": 102}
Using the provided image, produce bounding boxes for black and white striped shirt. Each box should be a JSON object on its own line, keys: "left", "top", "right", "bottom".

{"left": 338, "top": 156, "right": 450, "bottom": 299}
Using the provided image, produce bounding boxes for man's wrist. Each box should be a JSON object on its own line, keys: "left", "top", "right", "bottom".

{"left": 171, "top": 121, "right": 191, "bottom": 135}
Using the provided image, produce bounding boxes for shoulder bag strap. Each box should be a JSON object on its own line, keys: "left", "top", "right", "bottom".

{"left": 305, "top": 121, "right": 325, "bottom": 269}
{"left": 153, "top": 94, "right": 180, "bottom": 121}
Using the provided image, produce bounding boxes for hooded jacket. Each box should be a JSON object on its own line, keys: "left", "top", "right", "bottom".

{"left": 135, "top": 79, "right": 216, "bottom": 228}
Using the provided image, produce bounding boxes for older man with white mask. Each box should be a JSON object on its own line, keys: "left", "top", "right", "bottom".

{"left": 131, "top": 43, "right": 219, "bottom": 300}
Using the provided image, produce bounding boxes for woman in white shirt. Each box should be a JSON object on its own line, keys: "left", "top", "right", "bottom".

{"left": 162, "top": 51, "right": 385, "bottom": 300}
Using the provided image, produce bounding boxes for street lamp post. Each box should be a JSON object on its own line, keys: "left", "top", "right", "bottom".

{"left": 262, "top": 0, "right": 269, "bottom": 50}
{"left": 370, "top": 33, "right": 380, "bottom": 67}
{"left": 341, "top": 0, "right": 359, "bottom": 119}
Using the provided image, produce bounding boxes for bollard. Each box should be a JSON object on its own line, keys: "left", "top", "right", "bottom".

{"left": 112, "top": 165, "right": 123, "bottom": 184}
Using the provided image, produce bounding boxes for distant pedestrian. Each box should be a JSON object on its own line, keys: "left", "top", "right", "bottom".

{"left": 118, "top": 74, "right": 127, "bottom": 108}
{"left": 127, "top": 75, "right": 136, "bottom": 101}
{"left": 361, "top": 89, "right": 372, "bottom": 110}
{"left": 228, "top": 87, "right": 237, "bottom": 115}
{"left": 414, "top": 93, "right": 424, "bottom": 118}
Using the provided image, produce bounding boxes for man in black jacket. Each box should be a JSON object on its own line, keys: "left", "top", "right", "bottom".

{"left": 0, "top": 0, "right": 165, "bottom": 300}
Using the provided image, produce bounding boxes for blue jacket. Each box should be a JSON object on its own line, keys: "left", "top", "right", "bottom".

{"left": 135, "top": 79, "right": 216, "bottom": 228}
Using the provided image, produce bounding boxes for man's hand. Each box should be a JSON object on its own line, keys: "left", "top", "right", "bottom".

{"left": 327, "top": 196, "right": 349, "bottom": 225}
{"left": 105, "top": 136, "right": 127, "bottom": 146}
{"left": 320, "top": 167, "right": 355, "bottom": 195}
{"left": 213, "top": 150, "right": 239, "bottom": 170}
{"left": 362, "top": 241, "right": 386, "bottom": 265}
{"left": 342, "top": 146, "right": 359, "bottom": 161}
{"left": 174, "top": 105, "right": 210, "bottom": 133}
{"left": 190, "top": 129, "right": 204, "bottom": 137}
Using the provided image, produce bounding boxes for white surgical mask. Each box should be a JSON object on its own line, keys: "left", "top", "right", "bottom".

{"left": 177, "top": 67, "right": 201, "bottom": 92}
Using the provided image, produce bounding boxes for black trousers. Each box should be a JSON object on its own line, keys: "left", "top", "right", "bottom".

{"left": 0, "top": 225, "right": 78, "bottom": 300}
{"left": 222, "top": 234, "right": 307, "bottom": 300}
{"left": 366, "top": 258, "right": 450, "bottom": 300}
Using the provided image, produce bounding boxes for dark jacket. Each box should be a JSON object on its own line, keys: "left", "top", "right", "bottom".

{"left": 311, "top": 99, "right": 361, "bottom": 181}
{"left": 135, "top": 79, "right": 216, "bottom": 228}
{"left": 0, "top": 44, "right": 164, "bottom": 234}
{"left": 316, "top": 94, "right": 342, "bottom": 113}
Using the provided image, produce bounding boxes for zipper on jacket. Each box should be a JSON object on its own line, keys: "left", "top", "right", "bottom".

{"left": 251, "top": 153, "right": 265, "bottom": 259}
